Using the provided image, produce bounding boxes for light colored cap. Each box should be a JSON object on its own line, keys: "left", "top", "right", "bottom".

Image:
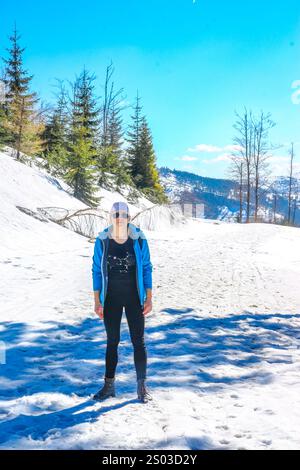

{"left": 110, "top": 201, "right": 130, "bottom": 214}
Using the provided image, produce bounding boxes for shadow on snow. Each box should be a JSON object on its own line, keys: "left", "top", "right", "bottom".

{"left": 0, "top": 308, "right": 299, "bottom": 447}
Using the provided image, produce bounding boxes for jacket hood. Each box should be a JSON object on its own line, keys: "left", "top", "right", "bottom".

{"left": 97, "top": 222, "right": 146, "bottom": 240}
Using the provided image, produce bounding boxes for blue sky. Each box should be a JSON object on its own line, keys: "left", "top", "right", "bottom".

{"left": 1, "top": 0, "right": 300, "bottom": 178}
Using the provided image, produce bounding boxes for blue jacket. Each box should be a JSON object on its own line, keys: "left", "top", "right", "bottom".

{"left": 92, "top": 222, "right": 153, "bottom": 307}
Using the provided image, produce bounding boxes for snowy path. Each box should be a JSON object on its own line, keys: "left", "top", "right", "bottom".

{"left": 1, "top": 220, "right": 300, "bottom": 449}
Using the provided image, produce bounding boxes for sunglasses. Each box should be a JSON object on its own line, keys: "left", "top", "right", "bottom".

{"left": 112, "top": 211, "right": 129, "bottom": 219}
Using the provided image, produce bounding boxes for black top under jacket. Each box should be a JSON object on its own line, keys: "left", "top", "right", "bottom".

{"left": 107, "top": 236, "right": 137, "bottom": 284}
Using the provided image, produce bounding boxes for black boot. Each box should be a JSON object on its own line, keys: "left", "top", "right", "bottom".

{"left": 93, "top": 376, "right": 116, "bottom": 401}
{"left": 137, "top": 378, "right": 152, "bottom": 403}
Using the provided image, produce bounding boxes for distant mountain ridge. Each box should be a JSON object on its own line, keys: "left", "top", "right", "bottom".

{"left": 159, "top": 166, "right": 300, "bottom": 224}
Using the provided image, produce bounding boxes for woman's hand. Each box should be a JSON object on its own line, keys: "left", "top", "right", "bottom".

{"left": 143, "top": 298, "right": 152, "bottom": 315}
{"left": 94, "top": 302, "right": 104, "bottom": 320}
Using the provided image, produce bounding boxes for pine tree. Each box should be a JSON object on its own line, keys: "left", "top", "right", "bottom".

{"left": 99, "top": 101, "right": 132, "bottom": 190}
{"left": 0, "top": 79, "right": 9, "bottom": 147}
{"left": 70, "top": 67, "right": 100, "bottom": 149}
{"left": 138, "top": 116, "right": 168, "bottom": 203}
{"left": 2, "top": 25, "right": 42, "bottom": 158}
{"left": 0, "top": 103, "right": 9, "bottom": 149}
{"left": 125, "top": 92, "right": 167, "bottom": 203}
{"left": 108, "top": 102, "right": 123, "bottom": 159}
{"left": 96, "top": 61, "right": 131, "bottom": 190}
{"left": 97, "top": 102, "right": 121, "bottom": 183}
{"left": 125, "top": 91, "right": 144, "bottom": 184}
{"left": 42, "top": 82, "right": 69, "bottom": 175}
{"left": 63, "top": 69, "right": 101, "bottom": 207}
{"left": 65, "top": 125, "right": 100, "bottom": 207}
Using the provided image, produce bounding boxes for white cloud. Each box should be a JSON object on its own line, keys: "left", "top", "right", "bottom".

{"left": 270, "top": 162, "right": 300, "bottom": 177}
{"left": 223, "top": 144, "right": 244, "bottom": 152}
{"left": 202, "top": 153, "right": 233, "bottom": 164}
{"left": 268, "top": 154, "right": 300, "bottom": 177}
{"left": 268, "top": 155, "right": 290, "bottom": 163}
{"left": 173, "top": 145, "right": 300, "bottom": 178}
{"left": 181, "top": 155, "right": 198, "bottom": 161}
{"left": 187, "top": 143, "right": 243, "bottom": 153}
{"left": 187, "top": 144, "right": 222, "bottom": 153}
{"left": 174, "top": 155, "right": 198, "bottom": 161}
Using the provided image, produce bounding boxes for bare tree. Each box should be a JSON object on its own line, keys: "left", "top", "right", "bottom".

{"left": 251, "top": 111, "right": 275, "bottom": 222}
{"left": 231, "top": 107, "right": 253, "bottom": 222}
{"left": 100, "top": 61, "right": 127, "bottom": 147}
{"left": 288, "top": 142, "right": 295, "bottom": 224}
{"left": 227, "top": 156, "right": 244, "bottom": 222}
{"left": 273, "top": 191, "right": 277, "bottom": 224}
{"left": 292, "top": 178, "right": 299, "bottom": 226}
{"left": 230, "top": 108, "right": 275, "bottom": 223}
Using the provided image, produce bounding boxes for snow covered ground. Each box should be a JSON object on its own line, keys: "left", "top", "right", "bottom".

{"left": 1, "top": 150, "right": 300, "bottom": 449}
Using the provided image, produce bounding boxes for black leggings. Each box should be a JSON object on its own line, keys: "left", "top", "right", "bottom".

{"left": 103, "top": 278, "right": 147, "bottom": 380}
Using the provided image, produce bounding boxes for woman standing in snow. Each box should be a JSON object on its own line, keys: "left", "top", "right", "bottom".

{"left": 92, "top": 201, "right": 153, "bottom": 403}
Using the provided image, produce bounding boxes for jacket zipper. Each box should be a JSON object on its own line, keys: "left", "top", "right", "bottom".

{"left": 135, "top": 239, "right": 142, "bottom": 307}
{"left": 101, "top": 239, "right": 106, "bottom": 304}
